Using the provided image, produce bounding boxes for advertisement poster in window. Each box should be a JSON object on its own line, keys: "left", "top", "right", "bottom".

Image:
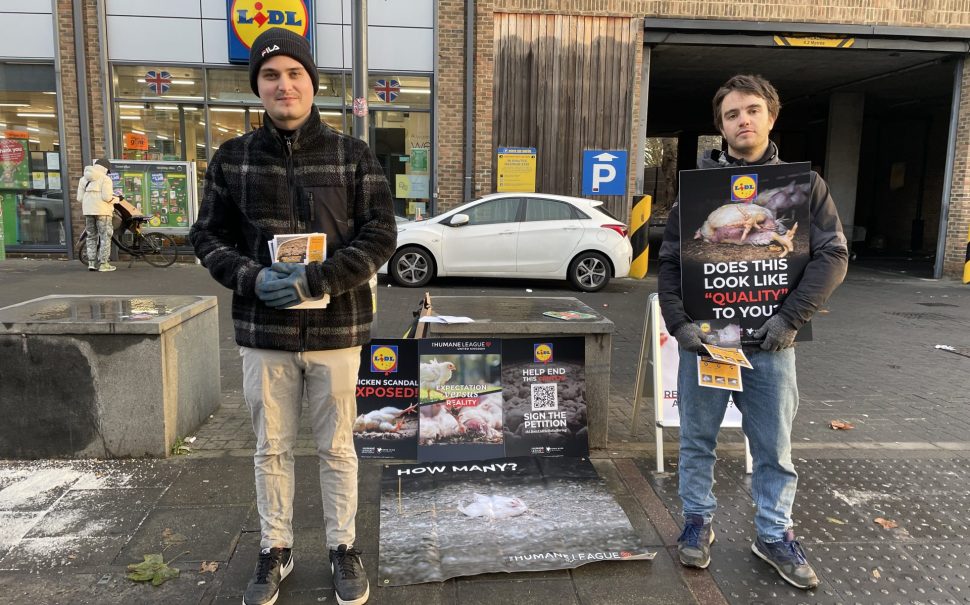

{"left": 354, "top": 339, "right": 420, "bottom": 460}
{"left": 0, "top": 139, "right": 30, "bottom": 189}
{"left": 109, "top": 160, "right": 197, "bottom": 233}
{"left": 417, "top": 339, "right": 504, "bottom": 462}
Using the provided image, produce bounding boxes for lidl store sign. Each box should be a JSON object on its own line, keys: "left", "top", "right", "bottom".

{"left": 227, "top": 0, "right": 314, "bottom": 64}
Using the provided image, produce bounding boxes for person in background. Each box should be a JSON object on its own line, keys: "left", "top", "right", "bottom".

{"left": 189, "top": 27, "right": 397, "bottom": 605}
{"left": 77, "top": 158, "right": 117, "bottom": 272}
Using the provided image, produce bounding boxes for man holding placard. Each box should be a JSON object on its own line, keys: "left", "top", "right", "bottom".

{"left": 658, "top": 74, "right": 848, "bottom": 589}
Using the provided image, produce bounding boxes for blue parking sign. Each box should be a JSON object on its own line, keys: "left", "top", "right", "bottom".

{"left": 582, "top": 150, "right": 627, "bottom": 196}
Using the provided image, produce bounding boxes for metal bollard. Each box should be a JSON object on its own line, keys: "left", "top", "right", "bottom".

{"left": 629, "top": 195, "right": 651, "bottom": 279}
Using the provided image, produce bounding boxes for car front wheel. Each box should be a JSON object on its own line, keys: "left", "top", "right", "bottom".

{"left": 390, "top": 246, "right": 435, "bottom": 287}
{"left": 568, "top": 251, "right": 610, "bottom": 292}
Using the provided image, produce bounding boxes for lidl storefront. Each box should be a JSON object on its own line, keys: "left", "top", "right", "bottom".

{"left": 1, "top": 1, "right": 435, "bottom": 257}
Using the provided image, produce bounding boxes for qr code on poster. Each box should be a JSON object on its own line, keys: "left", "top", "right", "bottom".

{"left": 530, "top": 383, "right": 558, "bottom": 411}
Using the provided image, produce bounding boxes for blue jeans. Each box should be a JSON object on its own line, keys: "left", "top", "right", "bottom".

{"left": 677, "top": 347, "right": 799, "bottom": 541}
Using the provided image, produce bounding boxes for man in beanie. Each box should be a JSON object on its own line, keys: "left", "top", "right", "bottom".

{"left": 190, "top": 26, "right": 396, "bottom": 605}
{"left": 76, "top": 158, "right": 118, "bottom": 272}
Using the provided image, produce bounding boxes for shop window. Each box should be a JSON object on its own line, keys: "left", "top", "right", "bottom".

{"left": 371, "top": 110, "right": 431, "bottom": 219}
{"left": 113, "top": 65, "right": 204, "bottom": 101}
{"left": 0, "top": 62, "right": 65, "bottom": 248}
{"left": 116, "top": 103, "right": 200, "bottom": 161}
{"left": 358, "top": 75, "right": 431, "bottom": 111}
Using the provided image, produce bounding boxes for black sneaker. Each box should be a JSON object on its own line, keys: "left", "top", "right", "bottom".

{"left": 751, "top": 530, "right": 819, "bottom": 589}
{"left": 329, "top": 544, "right": 369, "bottom": 605}
{"left": 677, "top": 514, "right": 715, "bottom": 569}
{"left": 243, "top": 547, "right": 293, "bottom": 605}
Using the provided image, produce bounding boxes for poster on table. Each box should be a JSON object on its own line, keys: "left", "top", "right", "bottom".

{"left": 353, "top": 339, "right": 420, "bottom": 460}
{"left": 378, "top": 456, "right": 655, "bottom": 586}
{"left": 500, "top": 337, "right": 589, "bottom": 458}
{"left": 417, "top": 339, "right": 504, "bottom": 462}
{"left": 651, "top": 295, "right": 742, "bottom": 427}
{"left": 678, "top": 162, "right": 812, "bottom": 346}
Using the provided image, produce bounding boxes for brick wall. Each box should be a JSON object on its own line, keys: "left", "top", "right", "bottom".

{"left": 943, "top": 59, "right": 970, "bottom": 277}
{"left": 437, "top": 0, "right": 970, "bottom": 278}
{"left": 55, "top": 0, "right": 109, "bottom": 246}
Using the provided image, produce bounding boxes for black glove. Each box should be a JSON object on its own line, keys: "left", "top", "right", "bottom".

{"left": 752, "top": 315, "right": 797, "bottom": 351}
{"left": 672, "top": 323, "right": 715, "bottom": 353}
{"left": 255, "top": 263, "right": 312, "bottom": 308}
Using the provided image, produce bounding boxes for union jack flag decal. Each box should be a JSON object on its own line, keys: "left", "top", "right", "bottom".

{"left": 145, "top": 70, "right": 172, "bottom": 95}
{"left": 374, "top": 79, "right": 400, "bottom": 103}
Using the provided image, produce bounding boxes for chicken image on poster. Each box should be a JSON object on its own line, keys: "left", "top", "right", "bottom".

{"left": 353, "top": 339, "right": 420, "bottom": 460}
{"left": 679, "top": 163, "right": 812, "bottom": 345}
{"left": 378, "top": 457, "right": 655, "bottom": 586}
{"left": 418, "top": 339, "right": 504, "bottom": 462}
{"left": 500, "top": 337, "right": 589, "bottom": 457}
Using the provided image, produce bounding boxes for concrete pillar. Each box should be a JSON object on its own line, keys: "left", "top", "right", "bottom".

{"left": 824, "top": 93, "right": 865, "bottom": 247}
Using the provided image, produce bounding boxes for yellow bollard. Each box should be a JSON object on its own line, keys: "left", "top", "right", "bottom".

{"left": 628, "top": 195, "right": 651, "bottom": 279}
{"left": 964, "top": 223, "right": 970, "bottom": 284}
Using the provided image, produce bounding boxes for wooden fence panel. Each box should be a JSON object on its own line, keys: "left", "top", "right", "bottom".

{"left": 492, "top": 13, "right": 638, "bottom": 219}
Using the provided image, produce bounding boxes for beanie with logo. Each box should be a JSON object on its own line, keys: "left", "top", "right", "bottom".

{"left": 248, "top": 27, "right": 319, "bottom": 95}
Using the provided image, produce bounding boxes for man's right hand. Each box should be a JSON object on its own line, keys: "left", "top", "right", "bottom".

{"left": 672, "top": 323, "right": 715, "bottom": 353}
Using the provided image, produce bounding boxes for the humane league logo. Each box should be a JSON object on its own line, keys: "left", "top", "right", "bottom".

{"left": 371, "top": 345, "right": 398, "bottom": 373}
{"left": 730, "top": 174, "right": 758, "bottom": 202}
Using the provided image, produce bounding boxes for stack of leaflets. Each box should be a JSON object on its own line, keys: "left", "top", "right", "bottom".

{"left": 268, "top": 233, "right": 330, "bottom": 310}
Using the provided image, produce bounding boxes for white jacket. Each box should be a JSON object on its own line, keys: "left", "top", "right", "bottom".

{"left": 76, "top": 164, "right": 115, "bottom": 216}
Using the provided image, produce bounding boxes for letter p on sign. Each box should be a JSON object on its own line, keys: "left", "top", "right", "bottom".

{"left": 582, "top": 150, "right": 627, "bottom": 196}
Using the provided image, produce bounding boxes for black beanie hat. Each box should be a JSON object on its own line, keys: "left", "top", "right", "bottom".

{"left": 249, "top": 27, "right": 319, "bottom": 96}
{"left": 93, "top": 158, "right": 112, "bottom": 173}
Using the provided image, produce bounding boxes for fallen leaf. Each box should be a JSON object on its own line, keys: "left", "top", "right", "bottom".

{"left": 199, "top": 561, "right": 219, "bottom": 573}
{"left": 872, "top": 569, "right": 881, "bottom": 579}
{"left": 127, "top": 553, "right": 180, "bottom": 586}
{"left": 874, "top": 517, "right": 898, "bottom": 529}
{"left": 161, "top": 528, "right": 188, "bottom": 546}
{"left": 826, "top": 516, "right": 846, "bottom": 525}
{"left": 830, "top": 420, "right": 855, "bottom": 430}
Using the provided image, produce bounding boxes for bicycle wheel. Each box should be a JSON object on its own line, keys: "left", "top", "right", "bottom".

{"left": 139, "top": 232, "right": 178, "bottom": 267}
{"left": 76, "top": 233, "right": 90, "bottom": 265}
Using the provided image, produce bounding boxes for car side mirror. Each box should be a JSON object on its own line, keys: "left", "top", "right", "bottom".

{"left": 448, "top": 213, "right": 470, "bottom": 227}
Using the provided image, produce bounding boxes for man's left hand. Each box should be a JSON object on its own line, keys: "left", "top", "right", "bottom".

{"left": 752, "top": 315, "right": 797, "bottom": 351}
{"left": 255, "top": 262, "right": 311, "bottom": 308}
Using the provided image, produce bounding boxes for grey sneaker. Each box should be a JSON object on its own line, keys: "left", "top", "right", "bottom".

{"left": 87, "top": 262, "right": 97, "bottom": 271}
{"left": 330, "top": 544, "right": 369, "bottom": 605}
{"left": 752, "top": 530, "right": 819, "bottom": 589}
{"left": 243, "top": 547, "right": 293, "bottom": 605}
{"left": 677, "top": 514, "right": 715, "bottom": 569}
{"left": 98, "top": 263, "right": 117, "bottom": 272}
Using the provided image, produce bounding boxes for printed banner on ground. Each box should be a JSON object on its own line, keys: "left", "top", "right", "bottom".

{"left": 354, "top": 340, "right": 420, "bottom": 460}
{"left": 378, "top": 457, "right": 655, "bottom": 586}
{"left": 678, "top": 163, "right": 812, "bottom": 345}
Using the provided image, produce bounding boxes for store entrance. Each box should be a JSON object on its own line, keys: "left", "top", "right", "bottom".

{"left": 643, "top": 39, "right": 960, "bottom": 277}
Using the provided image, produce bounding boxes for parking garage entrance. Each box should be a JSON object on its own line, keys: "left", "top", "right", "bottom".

{"left": 640, "top": 21, "right": 968, "bottom": 278}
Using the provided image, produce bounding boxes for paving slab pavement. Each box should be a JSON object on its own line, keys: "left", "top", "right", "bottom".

{"left": 1, "top": 257, "right": 969, "bottom": 604}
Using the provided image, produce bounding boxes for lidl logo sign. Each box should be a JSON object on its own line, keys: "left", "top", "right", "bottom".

{"left": 371, "top": 345, "right": 398, "bottom": 373}
{"left": 227, "top": 0, "right": 313, "bottom": 64}
{"left": 534, "top": 343, "right": 553, "bottom": 364}
{"left": 731, "top": 174, "right": 758, "bottom": 202}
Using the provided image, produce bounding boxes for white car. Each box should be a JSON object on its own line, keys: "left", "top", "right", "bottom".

{"left": 380, "top": 193, "right": 633, "bottom": 292}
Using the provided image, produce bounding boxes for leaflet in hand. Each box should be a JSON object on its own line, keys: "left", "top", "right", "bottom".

{"left": 267, "top": 233, "right": 329, "bottom": 310}
{"left": 269, "top": 233, "right": 327, "bottom": 264}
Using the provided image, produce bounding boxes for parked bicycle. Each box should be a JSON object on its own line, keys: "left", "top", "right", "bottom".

{"left": 76, "top": 198, "right": 178, "bottom": 268}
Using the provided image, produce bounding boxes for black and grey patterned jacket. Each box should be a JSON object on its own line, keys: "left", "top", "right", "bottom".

{"left": 190, "top": 106, "right": 397, "bottom": 351}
